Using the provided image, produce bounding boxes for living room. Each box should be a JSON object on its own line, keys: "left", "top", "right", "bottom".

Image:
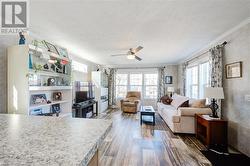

{"left": 0, "top": 0, "right": 250, "bottom": 166}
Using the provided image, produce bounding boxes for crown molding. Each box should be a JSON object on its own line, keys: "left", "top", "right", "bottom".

{"left": 179, "top": 17, "right": 250, "bottom": 64}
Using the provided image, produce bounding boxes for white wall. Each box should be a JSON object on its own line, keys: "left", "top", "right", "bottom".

{"left": 71, "top": 55, "right": 97, "bottom": 82}
{"left": 0, "top": 36, "right": 19, "bottom": 113}
{"left": 164, "top": 65, "right": 178, "bottom": 95}
{"left": 221, "top": 22, "right": 250, "bottom": 157}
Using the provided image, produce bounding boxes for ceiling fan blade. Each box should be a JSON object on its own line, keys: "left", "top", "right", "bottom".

{"left": 110, "top": 54, "right": 128, "bottom": 57}
{"left": 135, "top": 55, "right": 142, "bottom": 61}
{"left": 134, "top": 46, "right": 143, "bottom": 53}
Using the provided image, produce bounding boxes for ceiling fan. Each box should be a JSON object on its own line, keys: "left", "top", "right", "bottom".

{"left": 110, "top": 46, "right": 143, "bottom": 61}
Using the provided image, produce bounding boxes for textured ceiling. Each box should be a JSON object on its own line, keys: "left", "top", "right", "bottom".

{"left": 30, "top": 0, "right": 250, "bottom": 67}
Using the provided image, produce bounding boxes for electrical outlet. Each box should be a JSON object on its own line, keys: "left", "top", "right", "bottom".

{"left": 245, "top": 95, "right": 250, "bottom": 102}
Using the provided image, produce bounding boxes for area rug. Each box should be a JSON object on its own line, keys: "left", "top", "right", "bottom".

{"left": 201, "top": 150, "right": 250, "bottom": 166}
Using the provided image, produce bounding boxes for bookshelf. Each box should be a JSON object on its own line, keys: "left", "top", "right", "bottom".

{"left": 7, "top": 45, "right": 72, "bottom": 116}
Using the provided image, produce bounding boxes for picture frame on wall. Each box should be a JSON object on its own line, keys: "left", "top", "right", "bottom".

{"left": 165, "top": 76, "right": 173, "bottom": 84}
{"left": 225, "top": 61, "right": 242, "bottom": 79}
{"left": 44, "top": 40, "right": 59, "bottom": 55}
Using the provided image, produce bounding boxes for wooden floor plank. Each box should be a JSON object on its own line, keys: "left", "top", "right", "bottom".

{"left": 97, "top": 109, "right": 211, "bottom": 166}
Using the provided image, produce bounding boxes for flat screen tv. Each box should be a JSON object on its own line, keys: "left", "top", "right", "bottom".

{"left": 75, "top": 91, "right": 88, "bottom": 103}
{"left": 75, "top": 82, "right": 95, "bottom": 103}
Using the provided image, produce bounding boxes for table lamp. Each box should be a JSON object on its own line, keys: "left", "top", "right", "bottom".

{"left": 167, "top": 87, "right": 175, "bottom": 97}
{"left": 204, "top": 87, "right": 224, "bottom": 118}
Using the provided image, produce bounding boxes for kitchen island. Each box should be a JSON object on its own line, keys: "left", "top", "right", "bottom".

{"left": 0, "top": 114, "right": 112, "bottom": 166}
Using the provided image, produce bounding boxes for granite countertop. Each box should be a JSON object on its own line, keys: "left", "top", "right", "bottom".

{"left": 0, "top": 114, "right": 112, "bottom": 166}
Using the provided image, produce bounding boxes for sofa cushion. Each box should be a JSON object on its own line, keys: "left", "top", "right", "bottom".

{"left": 171, "top": 94, "right": 189, "bottom": 109}
{"left": 190, "top": 99, "right": 206, "bottom": 108}
{"left": 123, "top": 102, "right": 136, "bottom": 107}
{"left": 178, "top": 107, "right": 212, "bottom": 116}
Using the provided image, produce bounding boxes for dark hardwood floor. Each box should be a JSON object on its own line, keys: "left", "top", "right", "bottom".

{"left": 97, "top": 109, "right": 211, "bottom": 166}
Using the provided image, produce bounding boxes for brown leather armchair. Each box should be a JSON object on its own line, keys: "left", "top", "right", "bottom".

{"left": 121, "top": 91, "right": 141, "bottom": 113}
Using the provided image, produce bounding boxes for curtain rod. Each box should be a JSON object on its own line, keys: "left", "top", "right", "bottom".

{"left": 186, "top": 41, "right": 227, "bottom": 64}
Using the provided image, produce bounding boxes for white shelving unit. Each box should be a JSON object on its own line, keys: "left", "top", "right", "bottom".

{"left": 92, "top": 71, "right": 109, "bottom": 113}
{"left": 7, "top": 45, "right": 72, "bottom": 116}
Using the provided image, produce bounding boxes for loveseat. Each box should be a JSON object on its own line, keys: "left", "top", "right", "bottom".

{"left": 157, "top": 94, "right": 212, "bottom": 134}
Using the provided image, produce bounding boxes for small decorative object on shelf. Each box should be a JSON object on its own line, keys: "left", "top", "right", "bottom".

{"left": 53, "top": 92, "right": 62, "bottom": 101}
{"left": 44, "top": 40, "right": 59, "bottom": 54}
{"left": 47, "top": 78, "right": 56, "bottom": 86}
{"left": 29, "top": 53, "right": 33, "bottom": 69}
{"left": 52, "top": 104, "right": 61, "bottom": 116}
{"left": 33, "top": 64, "right": 43, "bottom": 72}
{"left": 56, "top": 46, "right": 69, "bottom": 58}
{"left": 19, "top": 32, "right": 26, "bottom": 45}
{"left": 32, "top": 40, "right": 47, "bottom": 50}
{"left": 30, "top": 94, "right": 47, "bottom": 105}
{"left": 43, "top": 64, "right": 49, "bottom": 70}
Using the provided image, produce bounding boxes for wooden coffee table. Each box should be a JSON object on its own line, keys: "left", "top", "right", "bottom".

{"left": 140, "top": 106, "right": 155, "bottom": 125}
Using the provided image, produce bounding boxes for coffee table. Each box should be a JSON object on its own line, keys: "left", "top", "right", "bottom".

{"left": 140, "top": 106, "right": 155, "bottom": 125}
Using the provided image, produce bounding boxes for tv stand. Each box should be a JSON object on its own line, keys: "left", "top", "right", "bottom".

{"left": 72, "top": 100, "right": 98, "bottom": 118}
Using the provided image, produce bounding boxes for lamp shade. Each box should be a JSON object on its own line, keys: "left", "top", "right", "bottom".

{"left": 204, "top": 87, "right": 224, "bottom": 99}
{"left": 167, "top": 87, "right": 175, "bottom": 92}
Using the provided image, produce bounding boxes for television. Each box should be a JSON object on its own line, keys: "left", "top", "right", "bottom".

{"left": 75, "top": 81, "right": 95, "bottom": 103}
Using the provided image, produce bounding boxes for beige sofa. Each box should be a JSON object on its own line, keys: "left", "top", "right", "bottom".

{"left": 157, "top": 94, "right": 212, "bottom": 134}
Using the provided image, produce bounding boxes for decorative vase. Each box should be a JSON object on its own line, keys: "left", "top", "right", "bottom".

{"left": 29, "top": 54, "right": 33, "bottom": 69}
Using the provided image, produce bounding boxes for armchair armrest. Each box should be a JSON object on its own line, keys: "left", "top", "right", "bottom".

{"left": 178, "top": 107, "right": 212, "bottom": 117}
{"left": 134, "top": 100, "right": 140, "bottom": 104}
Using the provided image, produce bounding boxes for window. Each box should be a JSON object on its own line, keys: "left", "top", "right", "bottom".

{"left": 186, "top": 61, "right": 210, "bottom": 99}
{"left": 72, "top": 60, "right": 88, "bottom": 73}
{"left": 186, "top": 66, "right": 198, "bottom": 99}
{"left": 129, "top": 74, "right": 142, "bottom": 92}
{"left": 115, "top": 72, "right": 158, "bottom": 99}
{"left": 116, "top": 74, "right": 128, "bottom": 98}
{"left": 144, "top": 74, "right": 158, "bottom": 99}
{"left": 199, "top": 62, "right": 210, "bottom": 98}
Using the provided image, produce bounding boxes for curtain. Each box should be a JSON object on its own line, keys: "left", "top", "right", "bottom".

{"left": 108, "top": 68, "right": 117, "bottom": 107}
{"left": 157, "top": 67, "right": 165, "bottom": 101}
{"left": 209, "top": 45, "right": 224, "bottom": 117}
{"left": 181, "top": 62, "right": 188, "bottom": 96}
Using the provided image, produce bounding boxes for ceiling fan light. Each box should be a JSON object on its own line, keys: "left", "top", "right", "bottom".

{"left": 127, "top": 54, "right": 135, "bottom": 59}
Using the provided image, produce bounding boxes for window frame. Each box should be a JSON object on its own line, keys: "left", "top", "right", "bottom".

{"left": 115, "top": 71, "right": 158, "bottom": 100}
{"left": 186, "top": 60, "right": 210, "bottom": 99}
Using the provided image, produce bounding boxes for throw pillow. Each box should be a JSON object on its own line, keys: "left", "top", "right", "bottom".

{"left": 179, "top": 100, "right": 189, "bottom": 107}
{"left": 190, "top": 99, "right": 206, "bottom": 108}
{"left": 160, "top": 95, "right": 173, "bottom": 105}
{"left": 171, "top": 94, "right": 189, "bottom": 109}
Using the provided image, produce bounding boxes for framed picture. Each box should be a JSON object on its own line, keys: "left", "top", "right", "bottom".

{"left": 56, "top": 46, "right": 69, "bottom": 58}
{"left": 43, "top": 40, "right": 59, "bottom": 55}
{"left": 30, "top": 94, "right": 47, "bottom": 105}
{"left": 165, "top": 76, "right": 173, "bottom": 84}
{"left": 53, "top": 92, "right": 62, "bottom": 101}
{"left": 225, "top": 61, "right": 242, "bottom": 79}
{"left": 51, "top": 104, "right": 61, "bottom": 114}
